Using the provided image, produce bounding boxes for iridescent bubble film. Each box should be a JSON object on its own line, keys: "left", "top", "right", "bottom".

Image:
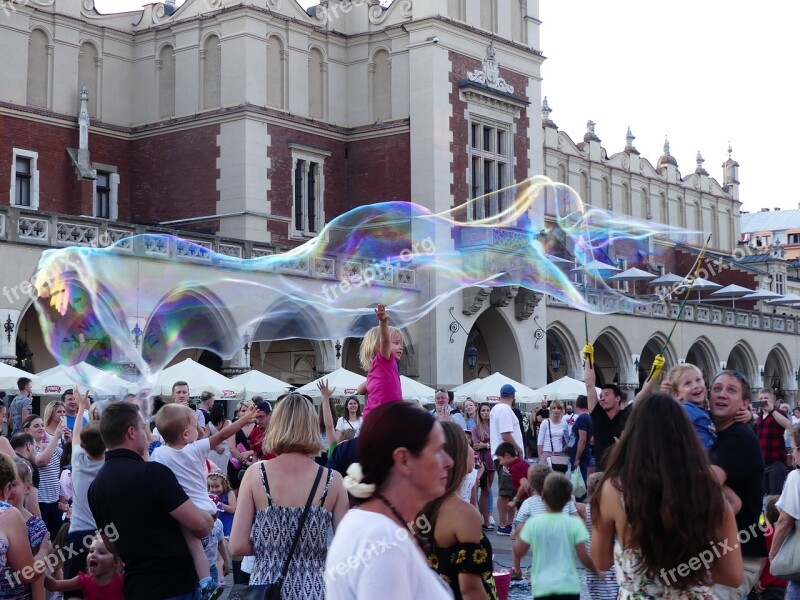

{"left": 32, "top": 176, "right": 705, "bottom": 392}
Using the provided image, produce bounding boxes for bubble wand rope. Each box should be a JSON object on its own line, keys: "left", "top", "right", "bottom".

{"left": 648, "top": 233, "right": 713, "bottom": 381}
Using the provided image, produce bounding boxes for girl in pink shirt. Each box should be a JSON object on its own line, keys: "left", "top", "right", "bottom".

{"left": 359, "top": 304, "right": 403, "bottom": 418}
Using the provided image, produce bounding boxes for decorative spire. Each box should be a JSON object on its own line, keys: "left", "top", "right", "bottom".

{"left": 624, "top": 126, "right": 638, "bottom": 154}
{"left": 664, "top": 137, "right": 671, "bottom": 156}
{"left": 542, "top": 97, "right": 557, "bottom": 129}
{"left": 583, "top": 120, "right": 600, "bottom": 143}
{"left": 727, "top": 141, "right": 733, "bottom": 160}
{"left": 79, "top": 84, "right": 90, "bottom": 153}
{"left": 695, "top": 150, "right": 708, "bottom": 175}
{"left": 657, "top": 136, "right": 677, "bottom": 168}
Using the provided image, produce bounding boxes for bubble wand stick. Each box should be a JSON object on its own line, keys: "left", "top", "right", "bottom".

{"left": 647, "top": 233, "right": 712, "bottom": 382}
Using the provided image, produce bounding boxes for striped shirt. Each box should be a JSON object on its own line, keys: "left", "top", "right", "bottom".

{"left": 36, "top": 434, "right": 63, "bottom": 503}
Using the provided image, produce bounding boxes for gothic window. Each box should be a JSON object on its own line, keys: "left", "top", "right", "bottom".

{"left": 468, "top": 118, "right": 511, "bottom": 220}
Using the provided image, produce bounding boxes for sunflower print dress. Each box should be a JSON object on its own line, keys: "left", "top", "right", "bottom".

{"left": 428, "top": 533, "right": 498, "bottom": 600}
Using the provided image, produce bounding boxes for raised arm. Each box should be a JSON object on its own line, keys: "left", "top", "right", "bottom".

{"left": 35, "top": 422, "right": 66, "bottom": 467}
{"left": 208, "top": 405, "right": 256, "bottom": 448}
{"left": 317, "top": 380, "right": 338, "bottom": 444}
{"left": 376, "top": 304, "right": 392, "bottom": 360}
{"left": 71, "top": 386, "right": 89, "bottom": 448}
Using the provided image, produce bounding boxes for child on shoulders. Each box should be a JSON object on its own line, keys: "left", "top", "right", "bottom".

{"left": 358, "top": 304, "right": 404, "bottom": 418}
{"left": 151, "top": 402, "right": 256, "bottom": 600}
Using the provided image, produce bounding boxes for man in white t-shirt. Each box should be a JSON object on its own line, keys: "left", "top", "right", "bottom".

{"left": 489, "top": 383, "right": 524, "bottom": 535}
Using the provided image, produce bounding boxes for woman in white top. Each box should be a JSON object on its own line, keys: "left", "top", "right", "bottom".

{"left": 334, "top": 396, "right": 363, "bottom": 439}
{"left": 326, "top": 402, "right": 454, "bottom": 600}
{"left": 537, "top": 400, "right": 569, "bottom": 473}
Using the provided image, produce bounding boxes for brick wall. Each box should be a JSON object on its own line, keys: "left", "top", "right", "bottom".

{"left": 346, "top": 133, "right": 411, "bottom": 207}
{"left": 0, "top": 114, "right": 131, "bottom": 217}
{"left": 129, "top": 124, "right": 220, "bottom": 226}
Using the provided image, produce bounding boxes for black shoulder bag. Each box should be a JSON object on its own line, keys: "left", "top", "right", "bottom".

{"left": 230, "top": 465, "right": 325, "bottom": 600}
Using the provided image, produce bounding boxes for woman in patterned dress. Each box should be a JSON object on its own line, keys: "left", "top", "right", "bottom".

{"left": 423, "top": 420, "right": 496, "bottom": 600}
{"left": 230, "top": 393, "right": 349, "bottom": 599}
{"left": 0, "top": 453, "right": 50, "bottom": 600}
{"left": 591, "top": 393, "right": 742, "bottom": 598}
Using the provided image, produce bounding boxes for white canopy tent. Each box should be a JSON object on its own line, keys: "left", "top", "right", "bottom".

{"left": 399, "top": 376, "right": 437, "bottom": 402}
{"left": 32, "top": 363, "right": 130, "bottom": 397}
{"left": 230, "top": 370, "right": 291, "bottom": 401}
{"left": 294, "top": 367, "right": 366, "bottom": 398}
{"left": 451, "top": 372, "right": 538, "bottom": 402}
{"left": 531, "top": 376, "right": 600, "bottom": 402}
{"left": 155, "top": 358, "right": 244, "bottom": 399}
{"left": 0, "top": 363, "right": 37, "bottom": 392}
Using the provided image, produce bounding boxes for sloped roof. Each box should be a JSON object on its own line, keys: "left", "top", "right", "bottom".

{"left": 741, "top": 209, "right": 800, "bottom": 233}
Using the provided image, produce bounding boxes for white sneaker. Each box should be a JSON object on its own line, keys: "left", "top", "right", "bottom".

{"left": 489, "top": 516, "right": 496, "bottom": 527}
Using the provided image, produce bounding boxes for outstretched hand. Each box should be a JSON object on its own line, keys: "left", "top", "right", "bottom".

{"left": 375, "top": 304, "right": 388, "bottom": 322}
{"left": 317, "top": 379, "right": 336, "bottom": 398}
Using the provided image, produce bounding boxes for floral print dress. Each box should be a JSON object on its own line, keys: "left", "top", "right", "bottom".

{"left": 429, "top": 534, "right": 497, "bottom": 600}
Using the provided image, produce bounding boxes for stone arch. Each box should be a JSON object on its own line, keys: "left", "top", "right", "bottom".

{"left": 764, "top": 343, "right": 793, "bottom": 397}
{"left": 27, "top": 28, "right": 50, "bottom": 108}
{"left": 546, "top": 321, "right": 580, "bottom": 381}
{"left": 463, "top": 307, "right": 523, "bottom": 383}
{"left": 266, "top": 34, "right": 285, "bottom": 109}
{"left": 638, "top": 332, "right": 678, "bottom": 385}
{"left": 78, "top": 40, "right": 100, "bottom": 115}
{"left": 592, "top": 326, "right": 633, "bottom": 387}
{"left": 29, "top": 280, "right": 126, "bottom": 370}
{"left": 343, "top": 309, "right": 416, "bottom": 377}
{"left": 602, "top": 176, "right": 611, "bottom": 210}
{"left": 725, "top": 340, "right": 758, "bottom": 389}
{"left": 143, "top": 287, "right": 238, "bottom": 370}
{"left": 685, "top": 335, "right": 719, "bottom": 385}
{"left": 157, "top": 43, "right": 176, "bottom": 118}
{"left": 580, "top": 171, "right": 589, "bottom": 204}
{"left": 201, "top": 33, "right": 221, "bottom": 109}
{"left": 622, "top": 182, "right": 631, "bottom": 214}
{"left": 370, "top": 47, "right": 391, "bottom": 122}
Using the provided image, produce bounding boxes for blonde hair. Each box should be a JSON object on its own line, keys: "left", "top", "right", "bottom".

{"left": 359, "top": 325, "right": 402, "bottom": 372}
{"left": 43, "top": 401, "right": 65, "bottom": 428}
{"left": 549, "top": 400, "right": 564, "bottom": 411}
{"left": 154, "top": 404, "right": 195, "bottom": 444}
{"left": 667, "top": 363, "right": 703, "bottom": 397}
{"left": 13, "top": 458, "right": 32, "bottom": 486}
{"left": 265, "top": 394, "right": 323, "bottom": 456}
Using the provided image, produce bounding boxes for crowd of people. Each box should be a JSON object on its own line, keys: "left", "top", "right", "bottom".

{"left": 1, "top": 305, "right": 799, "bottom": 600}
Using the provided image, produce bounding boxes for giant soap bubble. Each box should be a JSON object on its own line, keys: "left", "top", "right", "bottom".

{"left": 32, "top": 176, "right": 705, "bottom": 394}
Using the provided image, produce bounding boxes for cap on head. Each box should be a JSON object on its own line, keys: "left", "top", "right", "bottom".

{"left": 255, "top": 401, "right": 272, "bottom": 414}
{"left": 500, "top": 384, "right": 516, "bottom": 396}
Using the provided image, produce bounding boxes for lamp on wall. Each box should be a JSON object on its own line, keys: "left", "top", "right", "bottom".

{"left": 334, "top": 339, "right": 342, "bottom": 360}
{"left": 550, "top": 349, "right": 562, "bottom": 372}
{"left": 759, "top": 365, "right": 765, "bottom": 378}
{"left": 466, "top": 344, "right": 478, "bottom": 372}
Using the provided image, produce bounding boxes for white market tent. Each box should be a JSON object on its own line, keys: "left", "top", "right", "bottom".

{"left": 32, "top": 363, "right": 130, "bottom": 396}
{"left": 155, "top": 358, "right": 244, "bottom": 399}
{"left": 230, "top": 369, "right": 291, "bottom": 401}
{"left": 294, "top": 367, "right": 366, "bottom": 398}
{"left": 0, "top": 363, "right": 38, "bottom": 391}
{"left": 399, "top": 375, "right": 437, "bottom": 402}
{"left": 531, "top": 376, "right": 600, "bottom": 402}
{"left": 451, "top": 372, "right": 538, "bottom": 402}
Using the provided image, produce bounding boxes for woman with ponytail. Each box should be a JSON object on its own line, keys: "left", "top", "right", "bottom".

{"left": 325, "top": 402, "right": 454, "bottom": 599}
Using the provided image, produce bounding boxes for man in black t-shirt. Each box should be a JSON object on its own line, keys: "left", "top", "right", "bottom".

{"left": 709, "top": 371, "right": 766, "bottom": 600}
{"left": 88, "top": 402, "right": 214, "bottom": 600}
{"left": 584, "top": 357, "right": 630, "bottom": 470}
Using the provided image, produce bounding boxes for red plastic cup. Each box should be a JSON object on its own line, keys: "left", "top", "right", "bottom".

{"left": 493, "top": 570, "right": 511, "bottom": 600}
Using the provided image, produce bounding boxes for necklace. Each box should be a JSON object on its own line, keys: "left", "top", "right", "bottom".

{"left": 374, "top": 492, "right": 432, "bottom": 554}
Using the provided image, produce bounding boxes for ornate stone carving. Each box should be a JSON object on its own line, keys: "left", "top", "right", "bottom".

{"left": 490, "top": 285, "right": 518, "bottom": 308}
{"left": 515, "top": 288, "right": 541, "bottom": 321}
{"left": 82, "top": 0, "right": 95, "bottom": 10}
{"left": 467, "top": 44, "right": 514, "bottom": 94}
{"left": 462, "top": 287, "right": 490, "bottom": 315}
{"left": 369, "top": 0, "right": 412, "bottom": 24}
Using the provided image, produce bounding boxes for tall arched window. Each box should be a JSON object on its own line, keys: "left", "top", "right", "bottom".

{"left": 678, "top": 196, "right": 686, "bottom": 227}
{"left": 308, "top": 48, "right": 324, "bottom": 118}
{"left": 78, "top": 42, "right": 99, "bottom": 115}
{"left": 202, "top": 35, "right": 221, "bottom": 109}
{"left": 480, "top": 0, "right": 496, "bottom": 32}
{"left": 602, "top": 177, "right": 611, "bottom": 211}
{"left": 447, "top": 0, "right": 463, "bottom": 20}
{"left": 27, "top": 29, "right": 49, "bottom": 108}
{"left": 266, "top": 35, "right": 285, "bottom": 109}
{"left": 642, "top": 188, "right": 651, "bottom": 219}
{"left": 660, "top": 192, "right": 668, "bottom": 224}
{"left": 371, "top": 49, "right": 391, "bottom": 121}
{"left": 622, "top": 183, "right": 631, "bottom": 214}
{"left": 557, "top": 163, "right": 567, "bottom": 184}
{"left": 158, "top": 45, "right": 175, "bottom": 118}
